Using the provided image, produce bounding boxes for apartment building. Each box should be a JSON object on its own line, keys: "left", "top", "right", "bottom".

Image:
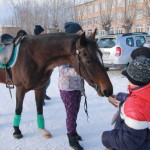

{"left": 75, "top": 0, "right": 150, "bottom": 37}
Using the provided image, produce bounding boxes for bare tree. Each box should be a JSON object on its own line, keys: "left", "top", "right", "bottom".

{"left": 121, "top": 0, "right": 137, "bottom": 33}
{"left": 99, "top": 0, "right": 114, "bottom": 34}
{"left": 141, "top": 0, "right": 150, "bottom": 23}
{"left": 7, "top": 0, "right": 76, "bottom": 33}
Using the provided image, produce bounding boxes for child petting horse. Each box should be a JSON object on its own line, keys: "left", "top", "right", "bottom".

{"left": 102, "top": 56, "right": 150, "bottom": 150}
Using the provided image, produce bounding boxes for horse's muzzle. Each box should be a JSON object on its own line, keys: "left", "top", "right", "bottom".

{"left": 103, "top": 89, "right": 113, "bottom": 97}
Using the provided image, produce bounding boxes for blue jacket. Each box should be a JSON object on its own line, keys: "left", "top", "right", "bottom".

{"left": 102, "top": 84, "right": 150, "bottom": 150}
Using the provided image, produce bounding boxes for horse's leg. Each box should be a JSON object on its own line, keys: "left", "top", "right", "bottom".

{"left": 13, "top": 86, "right": 26, "bottom": 139}
{"left": 35, "top": 88, "right": 52, "bottom": 139}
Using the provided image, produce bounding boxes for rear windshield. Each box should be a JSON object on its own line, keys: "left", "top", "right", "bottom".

{"left": 97, "top": 38, "right": 116, "bottom": 48}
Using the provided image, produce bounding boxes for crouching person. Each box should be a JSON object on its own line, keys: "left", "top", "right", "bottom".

{"left": 102, "top": 56, "right": 150, "bottom": 150}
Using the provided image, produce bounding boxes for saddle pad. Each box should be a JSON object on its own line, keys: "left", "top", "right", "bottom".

{"left": 0, "top": 43, "right": 20, "bottom": 69}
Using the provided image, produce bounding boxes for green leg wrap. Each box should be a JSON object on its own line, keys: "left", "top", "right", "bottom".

{"left": 13, "top": 114, "right": 21, "bottom": 126}
{"left": 37, "top": 115, "right": 45, "bottom": 128}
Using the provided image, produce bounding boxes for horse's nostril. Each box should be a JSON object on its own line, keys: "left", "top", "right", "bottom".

{"left": 103, "top": 89, "right": 113, "bottom": 97}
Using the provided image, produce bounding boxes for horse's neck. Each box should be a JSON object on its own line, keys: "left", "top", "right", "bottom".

{"left": 30, "top": 38, "right": 73, "bottom": 71}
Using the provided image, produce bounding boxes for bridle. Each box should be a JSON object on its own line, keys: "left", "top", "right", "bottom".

{"left": 75, "top": 49, "right": 102, "bottom": 120}
{"left": 76, "top": 49, "right": 101, "bottom": 92}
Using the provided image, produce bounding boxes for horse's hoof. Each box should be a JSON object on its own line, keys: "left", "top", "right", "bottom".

{"left": 43, "top": 133, "right": 52, "bottom": 139}
{"left": 13, "top": 133, "right": 23, "bottom": 139}
{"left": 39, "top": 128, "right": 52, "bottom": 139}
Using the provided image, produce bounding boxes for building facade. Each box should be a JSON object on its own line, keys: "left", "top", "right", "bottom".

{"left": 75, "top": 0, "right": 150, "bottom": 37}
{"left": 0, "top": 26, "right": 21, "bottom": 37}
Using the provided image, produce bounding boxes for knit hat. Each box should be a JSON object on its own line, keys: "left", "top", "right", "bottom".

{"left": 34, "top": 25, "right": 44, "bottom": 35}
{"left": 64, "top": 22, "right": 83, "bottom": 34}
{"left": 122, "top": 56, "right": 150, "bottom": 86}
{"left": 131, "top": 47, "right": 150, "bottom": 59}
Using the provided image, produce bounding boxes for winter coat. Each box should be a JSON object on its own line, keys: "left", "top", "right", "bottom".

{"left": 58, "top": 64, "right": 81, "bottom": 91}
{"left": 102, "top": 84, "right": 150, "bottom": 150}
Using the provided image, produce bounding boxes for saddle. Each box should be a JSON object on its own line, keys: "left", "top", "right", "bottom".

{"left": 0, "top": 32, "right": 25, "bottom": 97}
{"left": 0, "top": 34, "right": 14, "bottom": 65}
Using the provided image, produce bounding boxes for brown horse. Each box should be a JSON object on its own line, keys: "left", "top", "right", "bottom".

{"left": 0, "top": 31, "right": 113, "bottom": 139}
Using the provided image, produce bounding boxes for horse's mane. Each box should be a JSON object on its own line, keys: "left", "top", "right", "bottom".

{"left": 25, "top": 32, "right": 100, "bottom": 58}
{"left": 28, "top": 32, "right": 80, "bottom": 42}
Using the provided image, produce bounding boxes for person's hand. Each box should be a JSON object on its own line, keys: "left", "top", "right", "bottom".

{"left": 104, "top": 148, "right": 112, "bottom": 150}
{"left": 108, "top": 95, "right": 119, "bottom": 108}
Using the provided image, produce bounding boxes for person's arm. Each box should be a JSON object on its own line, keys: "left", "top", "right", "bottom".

{"left": 59, "top": 65, "right": 79, "bottom": 77}
{"left": 116, "top": 92, "right": 129, "bottom": 103}
{"left": 108, "top": 92, "right": 129, "bottom": 108}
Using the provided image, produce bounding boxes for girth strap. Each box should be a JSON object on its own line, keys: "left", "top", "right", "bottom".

{"left": 4, "top": 65, "right": 14, "bottom": 98}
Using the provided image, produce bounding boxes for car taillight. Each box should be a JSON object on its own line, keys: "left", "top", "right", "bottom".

{"left": 115, "top": 47, "right": 122, "bottom": 56}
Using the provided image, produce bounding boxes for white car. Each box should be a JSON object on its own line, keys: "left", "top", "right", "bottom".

{"left": 97, "top": 33, "right": 150, "bottom": 70}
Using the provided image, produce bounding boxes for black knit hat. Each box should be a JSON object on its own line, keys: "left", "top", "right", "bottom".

{"left": 122, "top": 56, "right": 150, "bottom": 86}
{"left": 34, "top": 25, "right": 44, "bottom": 35}
{"left": 131, "top": 47, "right": 150, "bottom": 59}
{"left": 64, "top": 22, "right": 83, "bottom": 34}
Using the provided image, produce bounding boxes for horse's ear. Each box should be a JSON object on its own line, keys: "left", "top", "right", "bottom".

{"left": 80, "top": 32, "right": 86, "bottom": 46}
{"left": 89, "top": 28, "right": 97, "bottom": 40}
{"left": 76, "top": 32, "right": 86, "bottom": 49}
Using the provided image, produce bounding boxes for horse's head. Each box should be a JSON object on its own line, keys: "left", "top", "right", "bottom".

{"left": 71, "top": 33, "right": 113, "bottom": 97}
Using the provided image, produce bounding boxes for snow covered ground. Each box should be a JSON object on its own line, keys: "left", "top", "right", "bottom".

{"left": 0, "top": 68, "right": 128, "bottom": 150}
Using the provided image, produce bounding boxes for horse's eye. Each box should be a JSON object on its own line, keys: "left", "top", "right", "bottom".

{"left": 83, "top": 53, "right": 87, "bottom": 57}
{"left": 87, "top": 60, "right": 92, "bottom": 64}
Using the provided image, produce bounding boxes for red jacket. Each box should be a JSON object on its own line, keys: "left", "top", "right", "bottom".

{"left": 102, "top": 84, "right": 150, "bottom": 150}
{"left": 124, "top": 84, "right": 150, "bottom": 126}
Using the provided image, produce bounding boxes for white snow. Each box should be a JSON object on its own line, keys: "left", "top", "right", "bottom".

{"left": 0, "top": 68, "right": 128, "bottom": 150}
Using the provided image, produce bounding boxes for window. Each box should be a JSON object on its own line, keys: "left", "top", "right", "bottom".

{"left": 136, "top": 0, "right": 144, "bottom": 3}
{"left": 94, "top": 17, "right": 98, "bottom": 24}
{"left": 76, "top": 10, "right": 79, "bottom": 16}
{"left": 126, "top": 37, "right": 134, "bottom": 47}
{"left": 100, "top": 16, "right": 106, "bottom": 24}
{"left": 147, "top": 7, "right": 150, "bottom": 17}
{"left": 117, "top": 0, "right": 123, "bottom": 7}
{"left": 88, "top": 18, "right": 92, "bottom": 25}
{"left": 87, "top": 30, "right": 92, "bottom": 36}
{"left": 135, "top": 36, "right": 146, "bottom": 47}
{"left": 82, "top": 7, "right": 87, "bottom": 14}
{"left": 100, "top": 2, "right": 106, "bottom": 10}
{"left": 94, "top": 4, "right": 99, "bottom": 12}
{"left": 135, "top": 24, "right": 143, "bottom": 32}
{"left": 98, "top": 38, "right": 116, "bottom": 48}
{"left": 88, "top": 6, "right": 93, "bottom": 14}
{"left": 116, "top": 13, "right": 122, "bottom": 22}
{"left": 82, "top": 20, "right": 87, "bottom": 26}
{"left": 110, "top": 28, "right": 114, "bottom": 34}
{"left": 146, "top": 24, "right": 150, "bottom": 34}
{"left": 96, "top": 29, "right": 99, "bottom": 35}
{"left": 136, "top": 9, "right": 144, "bottom": 19}
{"left": 108, "top": 0, "right": 113, "bottom": 9}
{"left": 100, "top": 30, "right": 105, "bottom": 36}
{"left": 127, "top": 0, "right": 132, "bottom": 5}
{"left": 116, "top": 26, "right": 123, "bottom": 34}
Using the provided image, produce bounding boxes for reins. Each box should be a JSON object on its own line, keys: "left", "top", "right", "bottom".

{"left": 76, "top": 49, "right": 89, "bottom": 121}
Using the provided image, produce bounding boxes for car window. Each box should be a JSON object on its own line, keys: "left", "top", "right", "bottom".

{"left": 126, "top": 37, "right": 134, "bottom": 47}
{"left": 97, "top": 38, "right": 116, "bottom": 48}
{"left": 135, "top": 36, "right": 146, "bottom": 47}
{"left": 146, "top": 36, "right": 150, "bottom": 40}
